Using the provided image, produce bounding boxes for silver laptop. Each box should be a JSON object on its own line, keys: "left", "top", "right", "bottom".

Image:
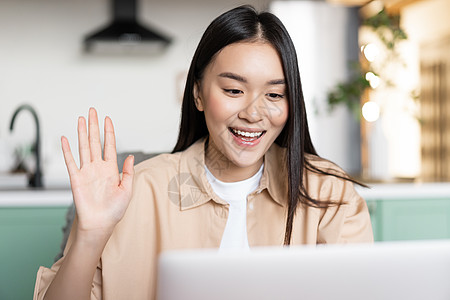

{"left": 156, "top": 240, "right": 450, "bottom": 300}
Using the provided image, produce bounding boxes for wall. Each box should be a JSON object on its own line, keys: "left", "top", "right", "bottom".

{"left": 0, "top": 0, "right": 360, "bottom": 184}
{"left": 0, "top": 0, "right": 271, "bottom": 183}
{"left": 271, "top": 1, "right": 361, "bottom": 175}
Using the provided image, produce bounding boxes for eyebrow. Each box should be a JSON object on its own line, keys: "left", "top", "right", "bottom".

{"left": 219, "top": 72, "right": 247, "bottom": 83}
{"left": 267, "top": 79, "right": 286, "bottom": 85}
{"left": 218, "top": 72, "right": 285, "bottom": 85}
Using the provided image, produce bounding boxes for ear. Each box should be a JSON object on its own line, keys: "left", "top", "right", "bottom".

{"left": 193, "top": 81, "right": 204, "bottom": 112}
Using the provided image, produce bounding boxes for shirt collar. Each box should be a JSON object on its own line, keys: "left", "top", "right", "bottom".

{"left": 178, "top": 137, "right": 288, "bottom": 210}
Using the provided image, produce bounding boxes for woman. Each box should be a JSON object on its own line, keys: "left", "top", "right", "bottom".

{"left": 35, "top": 5, "right": 373, "bottom": 300}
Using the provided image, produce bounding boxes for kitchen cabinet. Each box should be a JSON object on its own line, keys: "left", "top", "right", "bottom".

{"left": 0, "top": 190, "right": 71, "bottom": 300}
{"left": 0, "top": 206, "right": 69, "bottom": 300}
{"left": 1, "top": 183, "right": 450, "bottom": 299}
{"left": 367, "top": 198, "right": 450, "bottom": 241}
{"left": 359, "top": 183, "right": 450, "bottom": 242}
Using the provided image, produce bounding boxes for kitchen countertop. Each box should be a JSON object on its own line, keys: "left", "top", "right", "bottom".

{"left": 356, "top": 182, "right": 450, "bottom": 200}
{"left": 0, "top": 188, "right": 72, "bottom": 207}
{"left": 0, "top": 173, "right": 72, "bottom": 207}
{"left": 1, "top": 175, "right": 450, "bottom": 207}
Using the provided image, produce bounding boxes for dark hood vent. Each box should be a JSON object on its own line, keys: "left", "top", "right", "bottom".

{"left": 84, "top": 0, "right": 171, "bottom": 52}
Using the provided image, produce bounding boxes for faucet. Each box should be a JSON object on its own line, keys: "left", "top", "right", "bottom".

{"left": 9, "top": 104, "right": 43, "bottom": 188}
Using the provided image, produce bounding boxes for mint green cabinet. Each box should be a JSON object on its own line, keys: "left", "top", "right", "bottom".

{"left": 366, "top": 200, "right": 379, "bottom": 240}
{"left": 0, "top": 206, "right": 68, "bottom": 300}
{"left": 3, "top": 197, "right": 450, "bottom": 298}
{"left": 367, "top": 198, "right": 450, "bottom": 242}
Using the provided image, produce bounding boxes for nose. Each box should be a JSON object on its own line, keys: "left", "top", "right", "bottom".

{"left": 237, "top": 94, "right": 264, "bottom": 123}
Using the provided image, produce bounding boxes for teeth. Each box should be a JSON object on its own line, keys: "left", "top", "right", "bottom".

{"left": 232, "top": 128, "right": 263, "bottom": 138}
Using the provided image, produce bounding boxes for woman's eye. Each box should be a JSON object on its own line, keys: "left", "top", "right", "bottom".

{"left": 224, "top": 89, "right": 243, "bottom": 96}
{"left": 266, "top": 93, "right": 284, "bottom": 100}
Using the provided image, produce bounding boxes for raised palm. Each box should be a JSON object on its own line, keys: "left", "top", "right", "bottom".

{"left": 61, "top": 108, "right": 134, "bottom": 236}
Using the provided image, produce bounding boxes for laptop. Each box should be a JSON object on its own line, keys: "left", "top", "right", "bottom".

{"left": 156, "top": 240, "right": 450, "bottom": 300}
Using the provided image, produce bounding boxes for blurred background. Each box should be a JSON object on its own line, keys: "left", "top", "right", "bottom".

{"left": 1, "top": 0, "right": 449, "bottom": 299}
{"left": 0, "top": 0, "right": 448, "bottom": 183}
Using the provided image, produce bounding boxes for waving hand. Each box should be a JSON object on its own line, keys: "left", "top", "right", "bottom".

{"left": 61, "top": 108, "right": 134, "bottom": 237}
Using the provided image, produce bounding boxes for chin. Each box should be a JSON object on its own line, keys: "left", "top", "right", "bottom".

{"left": 228, "top": 150, "right": 265, "bottom": 168}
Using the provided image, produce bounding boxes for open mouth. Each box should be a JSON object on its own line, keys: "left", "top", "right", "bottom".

{"left": 228, "top": 127, "right": 266, "bottom": 143}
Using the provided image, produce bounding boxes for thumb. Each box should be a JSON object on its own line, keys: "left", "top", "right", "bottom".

{"left": 120, "top": 155, "right": 135, "bottom": 191}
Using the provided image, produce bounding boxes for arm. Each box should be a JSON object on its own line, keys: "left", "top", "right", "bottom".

{"left": 42, "top": 108, "right": 134, "bottom": 300}
{"left": 338, "top": 192, "right": 374, "bottom": 243}
{"left": 317, "top": 179, "right": 373, "bottom": 244}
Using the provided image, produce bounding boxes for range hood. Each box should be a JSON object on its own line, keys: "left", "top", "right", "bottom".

{"left": 84, "top": 0, "right": 171, "bottom": 52}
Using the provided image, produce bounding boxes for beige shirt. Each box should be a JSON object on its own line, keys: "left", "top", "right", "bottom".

{"left": 34, "top": 138, "right": 373, "bottom": 300}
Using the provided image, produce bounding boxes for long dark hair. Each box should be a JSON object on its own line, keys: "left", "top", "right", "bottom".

{"left": 173, "top": 5, "right": 359, "bottom": 245}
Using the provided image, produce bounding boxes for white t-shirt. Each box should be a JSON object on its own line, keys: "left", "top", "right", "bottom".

{"left": 205, "top": 163, "right": 264, "bottom": 251}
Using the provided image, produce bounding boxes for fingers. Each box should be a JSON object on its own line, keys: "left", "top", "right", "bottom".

{"left": 78, "top": 117, "right": 90, "bottom": 167}
{"left": 61, "top": 136, "right": 78, "bottom": 177}
{"left": 120, "top": 155, "right": 135, "bottom": 191}
{"left": 88, "top": 108, "right": 103, "bottom": 161}
{"left": 79, "top": 108, "right": 115, "bottom": 165}
{"left": 103, "top": 116, "right": 117, "bottom": 163}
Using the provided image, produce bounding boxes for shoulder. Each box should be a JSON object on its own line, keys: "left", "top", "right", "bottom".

{"left": 133, "top": 138, "right": 206, "bottom": 176}
{"left": 131, "top": 153, "right": 182, "bottom": 191}
{"left": 134, "top": 152, "right": 180, "bottom": 175}
{"left": 305, "top": 153, "right": 345, "bottom": 174}
{"left": 123, "top": 152, "right": 184, "bottom": 220}
{"left": 303, "top": 154, "right": 359, "bottom": 204}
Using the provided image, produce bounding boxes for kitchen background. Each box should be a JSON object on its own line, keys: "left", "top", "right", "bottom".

{"left": 1, "top": 0, "right": 450, "bottom": 299}
{"left": 2, "top": 0, "right": 273, "bottom": 186}
{"left": 1, "top": 0, "right": 449, "bottom": 183}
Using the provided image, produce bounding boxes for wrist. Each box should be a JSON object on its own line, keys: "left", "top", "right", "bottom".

{"left": 75, "top": 227, "right": 113, "bottom": 250}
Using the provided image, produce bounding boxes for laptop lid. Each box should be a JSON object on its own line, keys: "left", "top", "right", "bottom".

{"left": 156, "top": 240, "right": 450, "bottom": 300}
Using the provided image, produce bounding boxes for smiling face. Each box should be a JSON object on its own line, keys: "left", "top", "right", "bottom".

{"left": 195, "top": 42, "right": 289, "bottom": 182}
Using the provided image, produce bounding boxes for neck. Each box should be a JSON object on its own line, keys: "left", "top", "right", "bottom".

{"left": 205, "top": 139, "right": 263, "bottom": 182}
